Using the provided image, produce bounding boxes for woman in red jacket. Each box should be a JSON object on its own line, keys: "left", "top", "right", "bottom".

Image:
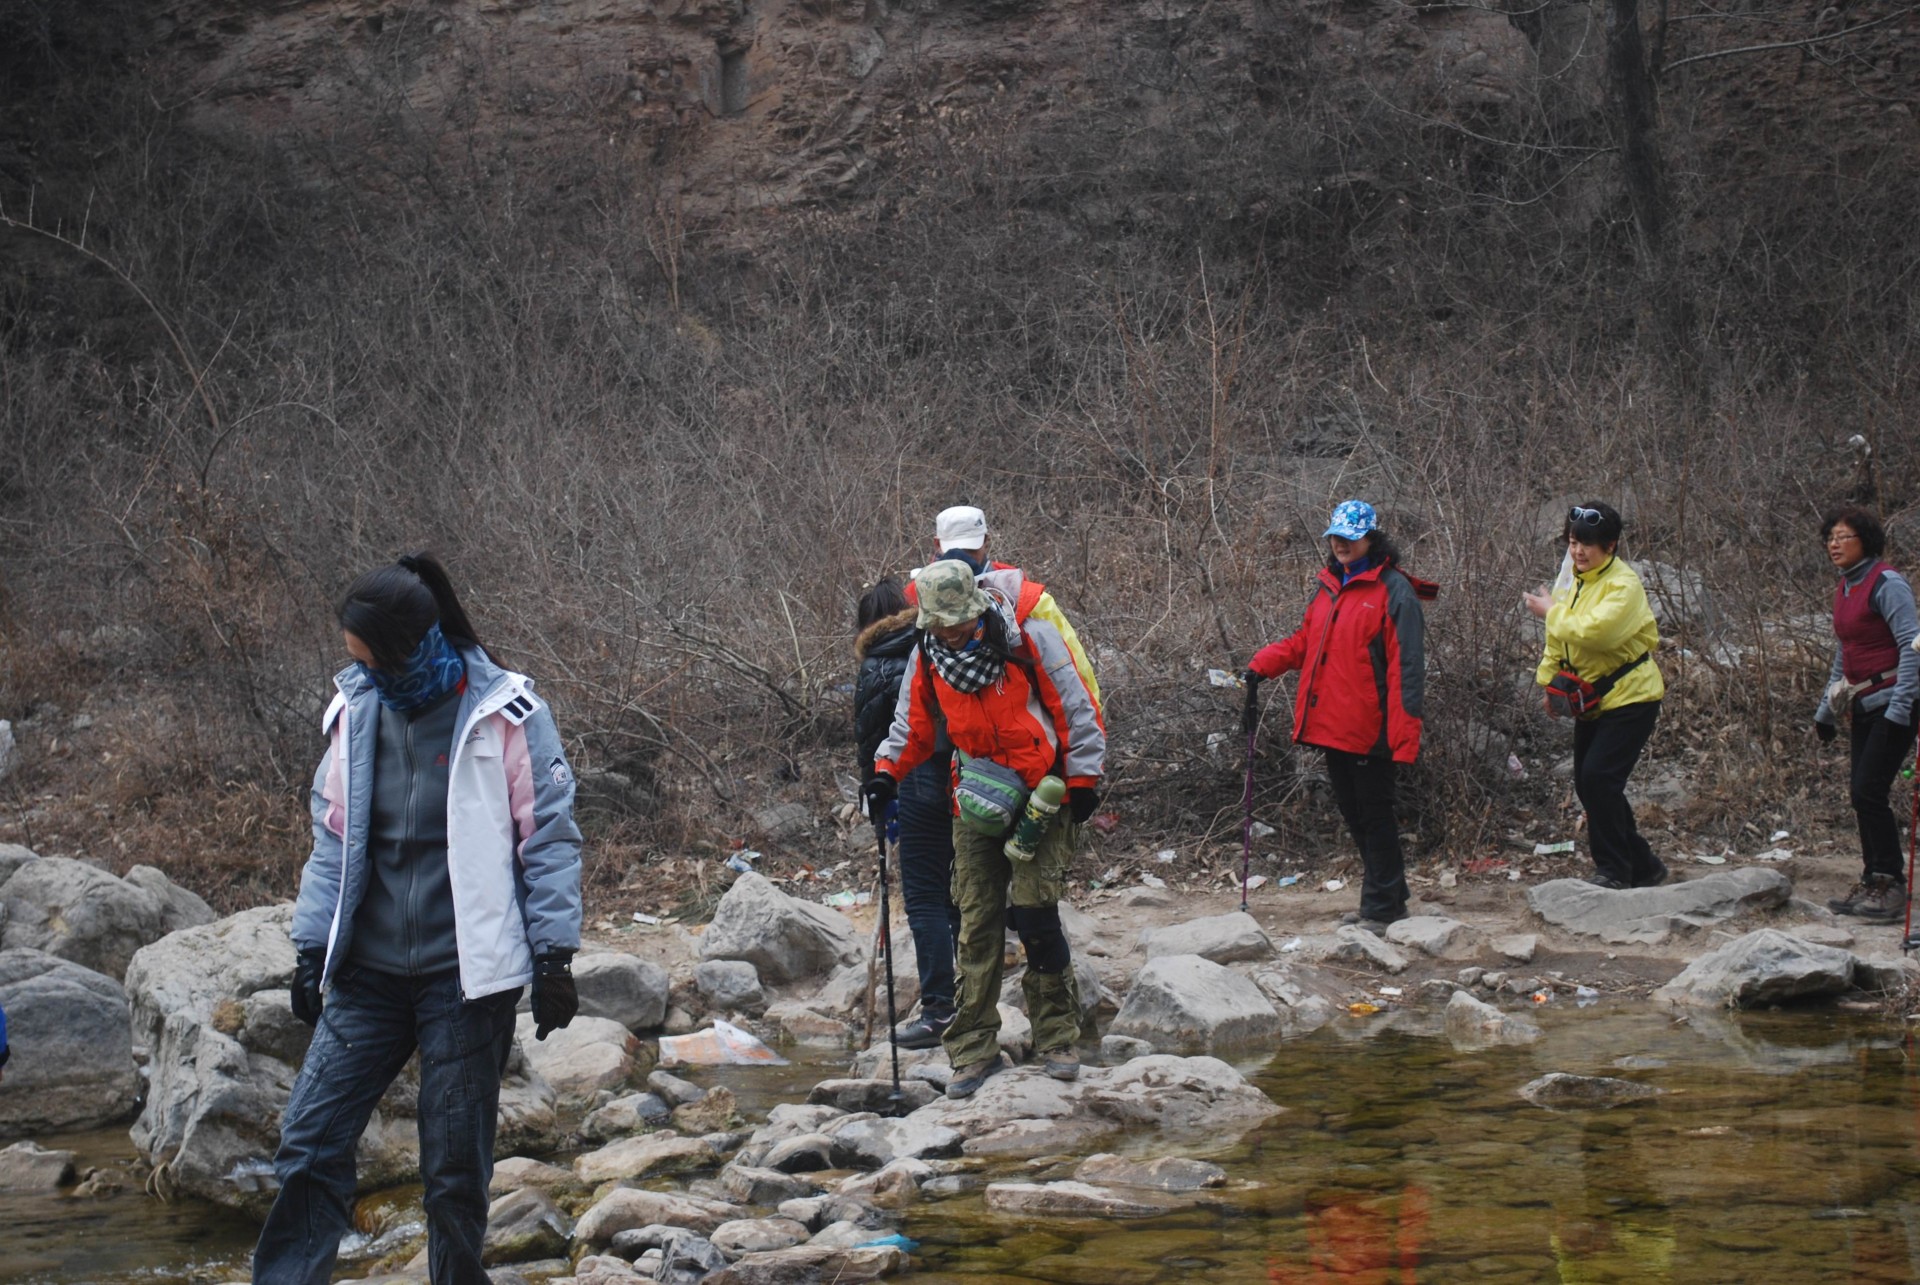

{"left": 1244, "top": 501, "right": 1428, "bottom": 933}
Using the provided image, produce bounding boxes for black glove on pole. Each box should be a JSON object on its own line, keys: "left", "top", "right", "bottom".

{"left": 290, "top": 946, "right": 326, "bottom": 1027}
{"left": 1240, "top": 670, "right": 1262, "bottom": 911}
{"left": 532, "top": 948, "right": 579, "bottom": 1040}
{"left": 1241, "top": 669, "right": 1264, "bottom": 735}
{"left": 1815, "top": 721, "right": 1837, "bottom": 745}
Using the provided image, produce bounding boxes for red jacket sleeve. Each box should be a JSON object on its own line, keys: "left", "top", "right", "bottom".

{"left": 1249, "top": 627, "right": 1309, "bottom": 679}
{"left": 873, "top": 647, "right": 938, "bottom": 781}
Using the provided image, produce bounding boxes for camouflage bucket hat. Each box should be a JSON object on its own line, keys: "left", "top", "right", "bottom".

{"left": 915, "top": 560, "right": 991, "bottom": 629}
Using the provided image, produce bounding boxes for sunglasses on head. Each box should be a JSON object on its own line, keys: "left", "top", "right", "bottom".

{"left": 1568, "top": 506, "right": 1609, "bottom": 536}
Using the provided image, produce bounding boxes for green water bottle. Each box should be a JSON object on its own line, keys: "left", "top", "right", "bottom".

{"left": 1004, "top": 775, "right": 1067, "bottom": 864}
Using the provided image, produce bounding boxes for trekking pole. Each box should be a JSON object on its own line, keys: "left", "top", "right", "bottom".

{"left": 1904, "top": 758, "right": 1918, "bottom": 953}
{"left": 1240, "top": 678, "right": 1260, "bottom": 913}
{"left": 871, "top": 811, "right": 904, "bottom": 1107}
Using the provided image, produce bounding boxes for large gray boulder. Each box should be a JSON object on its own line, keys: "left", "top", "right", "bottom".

{"left": 1139, "top": 912, "right": 1273, "bottom": 964}
{"left": 1107, "top": 955, "right": 1282, "bottom": 1052}
{"left": 0, "top": 855, "right": 215, "bottom": 979}
{"left": 699, "top": 873, "right": 862, "bottom": 985}
{"left": 1653, "top": 929, "right": 1860, "bottom": 1009}
{"left": 514, "top": 1013, "right": 650, "bottom": 1107}
{"left": 572, "top": 952, "right": 671, "bottom": 1031}
{"left": 696, "top": 960, "right": 767, "bottom": 1013}
{"left": 126, "top": 904, "right": 561, "bottom": 1213}
{"left": 1526, "top": 869, "right": 1792, "bottom": 946}
{"left": 0, "top": 948, "right": 140, "bottom": 1135}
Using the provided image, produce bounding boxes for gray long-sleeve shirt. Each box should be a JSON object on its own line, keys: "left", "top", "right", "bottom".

{"left": 1815, "top": 559, "right": 1920, "bottom": 727}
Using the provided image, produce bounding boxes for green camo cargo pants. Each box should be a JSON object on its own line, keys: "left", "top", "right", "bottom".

{"left": 942, "top": 814, "right": 1082, "bottom": 1069}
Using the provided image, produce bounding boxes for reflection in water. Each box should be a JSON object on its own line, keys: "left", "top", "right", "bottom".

{"left": 16, "top": 1011, "right": 1920, "bottom": 1283}
{"left": 1267, "top": 1185, "right": 1429, "bottom": 1284}
{"left": 1550, "top": 1118, "right": 1673, "bottom": 1284}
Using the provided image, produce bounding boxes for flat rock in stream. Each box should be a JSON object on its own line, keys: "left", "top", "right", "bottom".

{"left": 904, "top": 1055, "right": 1280, "bottom": 1161}
{"left": 1521, "top": 1072, "right": 1667, "bottom": 1109}
{"left": 1074, "top": 1152, "right": 1226, "bottom": 1191}
{"left": 1106, "top": 955, "right": 1282, "bottom": 1051}
{"left": 1653, "top": 928, "right": 1860, "bottom": 1008}
{"left": 1527, "top": 869, "right": 1791, "bottom": 945}
{"left": 710, "top": 1216, "right": 811, "bottom": 1256}
{"left": 573, "top": 1187, "right": 741, "bottom": 1244}
{"left": 807, "top": 1077, "right": 940, "bottom": 1115}
{"left": 572, "top": 1132, "right": 717, "bottom": 1183}
{"left": 984, "top": 1179, "right": 1174, "bottom": 1218}
{"left": 705, "top": 1244, "right": 908, "bottom": 1284}
{"left": 0, "top": 1140, "right": 77, "bottom": 1189}
{"left": 822, "top": 1111, "right": 964, "bottom": 1167}
{"left": 1444, "top": 989, "right": 1543, "bottom": 1049}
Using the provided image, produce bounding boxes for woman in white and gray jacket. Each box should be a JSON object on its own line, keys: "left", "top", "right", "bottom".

{"left": 254, "top": 554, "right": 582, "bottom": 1285}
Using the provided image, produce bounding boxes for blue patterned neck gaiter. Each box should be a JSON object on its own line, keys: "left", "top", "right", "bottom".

{"left": 360, "top": 622, "right": 467, "bottom": 712}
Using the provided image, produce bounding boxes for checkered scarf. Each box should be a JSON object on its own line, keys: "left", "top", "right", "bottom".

{"left": 924, "top": 595, "right": 1024, "bottom": 694}
{"left": 924, "top": 633, "right": 1006, "bottom": 694}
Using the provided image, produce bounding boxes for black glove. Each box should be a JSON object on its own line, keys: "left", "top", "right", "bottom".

{"left": 1815, "top": 720, "right": 1838, "bottom": 744}
{"left": 532, "top": 949, "right": 579, "bottom": 1041}
{"left": 1240, "top": 668, "right": 1265, "bottom": 690}
{"left": 290, "top": 947, "right": 325, "bottom": 1027}
{"left": 861, "top": 773, "right": 897, "bottom": 820}
{"left": 1068, "top": 787, "right": 1101, "bottom": 825}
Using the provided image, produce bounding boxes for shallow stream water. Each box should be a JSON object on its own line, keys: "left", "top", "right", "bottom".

{"left": 8, "top": 1006, "right": 1920, "bottom": 1283}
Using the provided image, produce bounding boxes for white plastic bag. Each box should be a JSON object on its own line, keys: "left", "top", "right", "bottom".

{"left": 657, "top": 1018, "right": 788, "bottom": 1067}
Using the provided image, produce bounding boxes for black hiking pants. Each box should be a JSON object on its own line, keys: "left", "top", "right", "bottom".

{"left": 1849, "top": 705, "right": 1917, "bottom": 882}
{"left": 1573, "top": 700, "right": 1662, "bottom": 887}
{"left": 1323, "top": 749, "right": 1409, "bottom": 923}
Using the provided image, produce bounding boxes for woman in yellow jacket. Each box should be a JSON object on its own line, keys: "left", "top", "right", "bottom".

{"left": 1523, "top": 502, "right": 1668, "bottom": 890}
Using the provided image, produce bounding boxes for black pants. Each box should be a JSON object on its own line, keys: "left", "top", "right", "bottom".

{"left": 1849, "top": 705, "right": 1918, "bottom": 882}
{"left": 1323, "top": 749, "right": 1408, "bottom": 923}
{"left": 1572, "top": 700, "right": 1662, "bottom": 886}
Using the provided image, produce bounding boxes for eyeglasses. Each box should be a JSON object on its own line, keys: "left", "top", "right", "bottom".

{"left": 1827, "top": 531, "right": 1861, "bottom": 545}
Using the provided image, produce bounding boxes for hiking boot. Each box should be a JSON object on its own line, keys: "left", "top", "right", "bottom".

{"left": 1041, "top": 1047, "right": 1081, "bottom": 1081}
{"left": 1585, "top": 873, "right": 1628, "bottom": 891}
{"left": 1828, "top": 880, "right": 1872, "bottom": 915}
{"left": 1632, "top": 860, "right": 1670, "bottom": 889}
{"left": 1355, "top": 919, "right": 1393, "bottom": 938}
{"left": 1339, "top": 911, "right": 1363, "bottom": 926}
{"left": 893, "top": 1009, "right": 955, "bottom": 1051}
{"left": 1853, "top": 876, "right": 1907, "bottom": 924}
{"left": 945, "top": 1053, "right": 1007, "bottom": 1100}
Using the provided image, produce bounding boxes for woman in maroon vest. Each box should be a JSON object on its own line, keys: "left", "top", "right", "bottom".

{"left": 1815, "top": 506, "right": 1920, "bottom": 922}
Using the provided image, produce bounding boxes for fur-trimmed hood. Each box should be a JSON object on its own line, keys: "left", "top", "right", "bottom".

{"left": 854, "top": 606, "right": 918, "bottom": 661}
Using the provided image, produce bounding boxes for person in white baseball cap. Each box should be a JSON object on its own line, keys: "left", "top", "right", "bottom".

{"left": 935, "top": 505, "right": 990, "bottom": 557}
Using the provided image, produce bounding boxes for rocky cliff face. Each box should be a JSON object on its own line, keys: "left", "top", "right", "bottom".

{"left": 144, "top": 0, "right": 1561, "bottom": 220}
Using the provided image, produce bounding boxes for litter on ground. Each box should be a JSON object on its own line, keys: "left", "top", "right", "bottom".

{"left": 658, "top": 1019, "right": 788, "bottom": 1067}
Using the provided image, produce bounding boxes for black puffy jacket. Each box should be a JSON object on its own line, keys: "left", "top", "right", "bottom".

{"left": 854, "top": 608, "right": 917, "bottom": 780}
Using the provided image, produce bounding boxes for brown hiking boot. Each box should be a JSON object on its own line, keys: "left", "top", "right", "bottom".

{"left": 1854, "top": 876, "right": 1906, "bottom": 924}
{"left": 1828, "top": 880, "right": 1871, "bottom": 915}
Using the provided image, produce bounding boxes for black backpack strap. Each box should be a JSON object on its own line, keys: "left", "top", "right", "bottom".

{"left": 1590, "top": 651, "right": 1650, "bottom": 700}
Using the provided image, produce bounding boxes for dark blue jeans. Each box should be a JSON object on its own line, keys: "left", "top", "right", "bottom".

{"left": 252, "top": 966, "right": 520, "bottom": 1285}
{"left": 897, "top": 754, "right": 960, "bottom": 1016}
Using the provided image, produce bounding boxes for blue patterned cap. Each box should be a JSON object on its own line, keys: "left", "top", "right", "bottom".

{"left": 1323, "top": 500, "right": 1378, "bottom": 540}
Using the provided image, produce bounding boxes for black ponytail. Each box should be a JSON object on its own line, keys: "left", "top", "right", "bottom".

{"left": 337, "top": 552, "right": 487, "bottom": 668}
